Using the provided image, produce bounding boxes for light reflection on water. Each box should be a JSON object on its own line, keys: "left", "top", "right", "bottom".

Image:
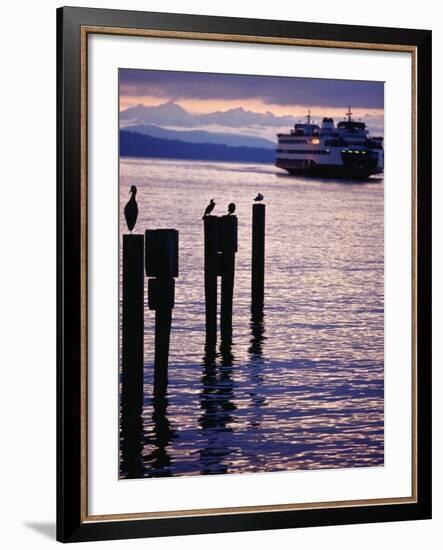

{"left": 119, "top": 158, "right": 384, "bottom": 478}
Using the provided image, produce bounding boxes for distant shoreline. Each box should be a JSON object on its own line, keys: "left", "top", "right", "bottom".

{"left": 119, "top": 155, "right": 274, "bottom": 166}
{"left": 120, "top": 130, "right": 275, "bottom": 165}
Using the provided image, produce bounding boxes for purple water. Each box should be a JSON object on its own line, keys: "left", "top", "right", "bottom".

{"left": 119, "top": 157, "right": 384, "bottom": 478}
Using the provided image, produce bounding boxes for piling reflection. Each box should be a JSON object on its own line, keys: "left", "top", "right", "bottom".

{"left": 247, "top": 306, "right": 267, "bottom": 429}
{"left": 198, "top": 344, "right": 236, "bottom": 475}
{"left": 248, "top": 306, "right": 266, "bottom": 360}
{"left": 143, "top": 394, "right": 175, "bottom": 477}
{"left": 120, "top": 381, "right": 145, "bottom": 479}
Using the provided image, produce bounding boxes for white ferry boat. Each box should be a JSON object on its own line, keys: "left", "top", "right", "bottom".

{"left": 275, "top": 107, "right": 383, "bottom": 179}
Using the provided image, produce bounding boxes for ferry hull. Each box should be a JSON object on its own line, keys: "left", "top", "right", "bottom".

{"left": 275, "top": 160, "right": 382, "bottom": 180}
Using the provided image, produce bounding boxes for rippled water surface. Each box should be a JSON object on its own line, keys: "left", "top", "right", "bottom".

{"left": 119, "top": 158, "right": 384, "bottom": 478}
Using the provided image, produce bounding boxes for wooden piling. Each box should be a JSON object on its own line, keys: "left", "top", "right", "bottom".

{"left": 151, "top": 279, "right": 174, "bottom": 395}
{"left": 203, "top": 216, "right": 218, "bottom": 347}
{"left": 219, "top": 215, "right": 238, "bottom": 345}
{"left": 121, "top": 234, "right": 145, "bottom": 414}
{"left": 146, "top": 229, "right": 179, "bottom": 396}
{"left": 146, "top": 229, "right": 179, "bottom": 279}
{"left": 251, "top": 203, "right": 265, "bottom": 312}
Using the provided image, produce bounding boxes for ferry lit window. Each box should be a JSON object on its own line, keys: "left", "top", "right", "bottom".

{"left": 310, "top": 138, "right": 320, "bottom": 145}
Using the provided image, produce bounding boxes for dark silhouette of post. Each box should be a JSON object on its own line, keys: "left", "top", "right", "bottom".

{"left": 219, "top": 215, "right": 238, "bottom": 345}
{"left": 120, "top": 397, "right": 144, "bottom": 479}
{"left": 249, "top": 306, "right": 266, "bottom": 365}
{"left": 203, "top": 216, "right": 218, "bottom": 347}
{"left": 146, "top": 229, "right": 179, "bottom": 396}
{"left": 251, "top": 203, "right": 265, "bottom": 312}
{"left": 145, "top": 395, "right": 175, "bottom": 476}
{"left": 121, "top": 234, "right": 145, "bottom": 417}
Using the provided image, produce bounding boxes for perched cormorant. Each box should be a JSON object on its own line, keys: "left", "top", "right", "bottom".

{"left": 227, "top": 202, "right": 236, "bottom": 215}
{"left": 254, "top": 193, "right": 264, "bottom": 202}
{"left": 124, "top": 185, "right": 138, "bottom": 233}
{"left": 202, "top": 199, "right": 215, "bottom": 219}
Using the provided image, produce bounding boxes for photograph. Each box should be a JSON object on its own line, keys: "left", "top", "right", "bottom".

{"left": 0, "top": 0, "right": 435, "bottom": 545}
{"left": 118, "top": 68, "right": 385, "bottom": 480}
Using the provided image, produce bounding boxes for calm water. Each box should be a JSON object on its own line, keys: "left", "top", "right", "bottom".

{"left": 119, "top": 158, "right": 384, "bottom": 479}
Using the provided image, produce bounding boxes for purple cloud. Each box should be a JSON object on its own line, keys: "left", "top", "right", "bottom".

{"left": 119, "top": 69, "right": 384, "bottom": 109}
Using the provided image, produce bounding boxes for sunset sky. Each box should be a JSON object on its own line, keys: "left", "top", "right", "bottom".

{"left": 119, "top": 69, "right": 384, "bottom": 139}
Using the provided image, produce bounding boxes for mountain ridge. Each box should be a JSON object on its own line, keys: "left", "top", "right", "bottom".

{"left": 120, "top": 101, "right": 296, "bottom": 129}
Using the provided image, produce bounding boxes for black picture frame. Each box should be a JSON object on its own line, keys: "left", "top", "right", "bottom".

{"left": 57, "top": 6, "right": 432, "bottom": 543}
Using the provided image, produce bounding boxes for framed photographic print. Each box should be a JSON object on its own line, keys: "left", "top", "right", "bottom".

{"left": 57, "top": 6, "right": 432, "bottom": 543}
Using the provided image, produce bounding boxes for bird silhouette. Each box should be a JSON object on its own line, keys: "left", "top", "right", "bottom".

{"left": 227, "top": 202, "right": 236, "bottom": 215}
{"left": 254, "top": 193, "right": 264, "bottom": 202}
{"left": 202, "top": 199, "right": 215, "bottom": 219}
{"left": 124, "top": 185, "right": 138, "bottom": 233}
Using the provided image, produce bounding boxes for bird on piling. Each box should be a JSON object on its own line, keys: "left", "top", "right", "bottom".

{"left": 202, "top": 199, "right": 216, "bottom": 219}
{"left": 124, "top": 185, "right": 138, "bottom": 234}
{"left": 227, "top": 202, "right": 236, "bottom": 215}
{"left": 254, "top": 193, "right": 264, "bottom": 202}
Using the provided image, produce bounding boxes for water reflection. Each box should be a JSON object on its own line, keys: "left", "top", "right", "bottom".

{"left": 143, "top": 395, "right": 175, "bottom": 477}
{"left": 119, "top": 159, "right": 385, "bottom": 478}
{"left": 248, "top": 306, "right": 266, "bottom": 360}
{"left": 120, "top": 379, "right": 145, "bottom": 479}
{"left": 247, "top": 306, "right": 267, "bottom": 428}
{"left": 199, "top": 344, "right": 236, "bottom": 475}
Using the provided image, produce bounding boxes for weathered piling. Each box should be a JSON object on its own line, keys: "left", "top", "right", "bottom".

{"left": 146, "top": 229, "right": 179, "bottom": 396}
{"left": 219, "top": 215, "right": 238, "bottom": 345}
{"left": 122, "top": 234, "right": 145, "bottom": 414}
{"left": 251, "top": 203, "right": 265, "bottom": 312}
{"left": 203, "top": 216, "right": 218, "bottom": 347}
